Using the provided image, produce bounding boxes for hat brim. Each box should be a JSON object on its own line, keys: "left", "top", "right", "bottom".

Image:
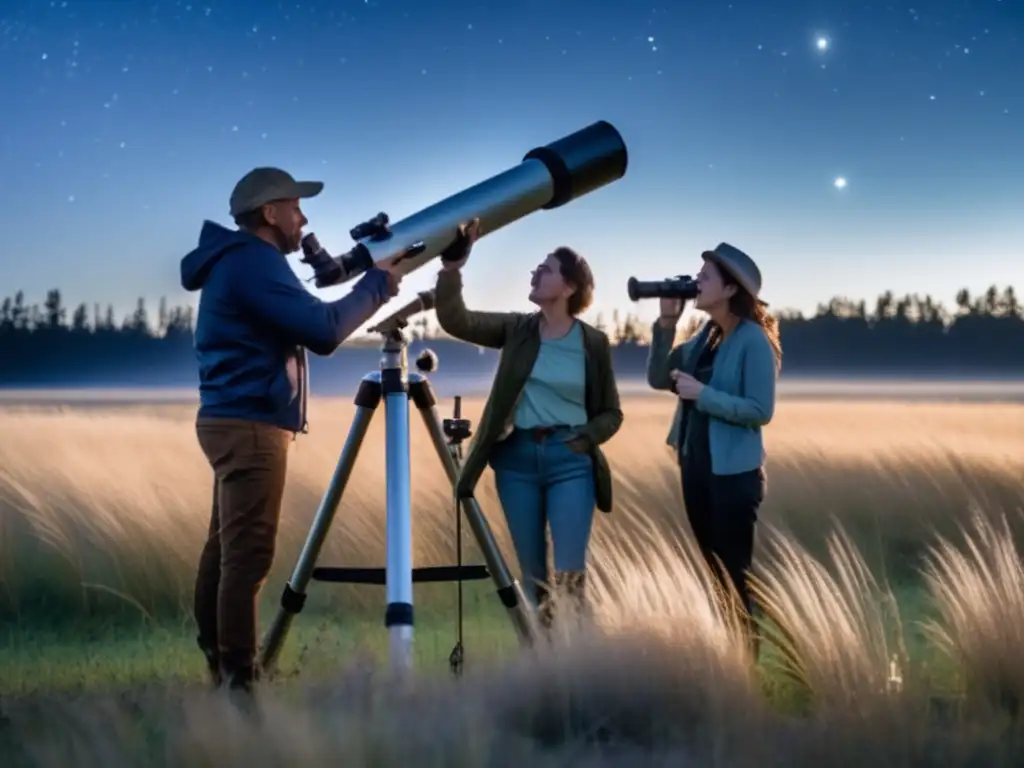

{"left": 701, "top": 250, "right": 768, "bottom": 307}
{"left": 288, "top": 180, "right": 324, "bottom": 199}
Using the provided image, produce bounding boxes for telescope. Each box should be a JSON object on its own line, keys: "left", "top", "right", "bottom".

{"left": 299, "top": 120, "right": 628, "bottom": 288}
{"left": 260, "top": 121, "right": 630, "bottom": 679}
{"left": 627, "top": 275, "right": 700, "bottom": 302}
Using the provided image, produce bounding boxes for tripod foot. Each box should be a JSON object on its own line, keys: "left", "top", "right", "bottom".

{"left": 448, "top": 641, "right": 465, "bottom": 677}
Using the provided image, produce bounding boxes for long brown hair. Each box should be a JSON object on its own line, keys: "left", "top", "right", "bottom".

{"left": 712, "top": 266, "right": 783, "bottom": 372}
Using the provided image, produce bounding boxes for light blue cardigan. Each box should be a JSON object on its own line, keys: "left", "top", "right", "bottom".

{"left": 646, "top": 318, "right": 778, "bottom": 476}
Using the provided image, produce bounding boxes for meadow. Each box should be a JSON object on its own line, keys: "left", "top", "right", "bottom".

{"left": 1, "top": 391, "right": 1023, "bottom": 766}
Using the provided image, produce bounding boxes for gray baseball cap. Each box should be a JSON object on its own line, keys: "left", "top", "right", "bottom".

{"left": 229, "top": 167, "right": 324, "bottom": 217}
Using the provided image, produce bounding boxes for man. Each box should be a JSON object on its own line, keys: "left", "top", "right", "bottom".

{"left": 179, "top": 167, "right": 400, "bottom": 692}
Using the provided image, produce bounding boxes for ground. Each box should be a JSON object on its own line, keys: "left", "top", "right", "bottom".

{"left": 1, "top": 393, "right": 1022, "bottom": 765}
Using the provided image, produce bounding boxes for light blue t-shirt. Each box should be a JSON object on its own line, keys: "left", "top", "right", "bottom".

{"left": 513, "top": 321, "right": 588, "bottom": 429}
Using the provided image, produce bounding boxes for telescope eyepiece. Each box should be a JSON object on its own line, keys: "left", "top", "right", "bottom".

{"left": 300, "top": 232, "right": 339, "bottom": 282}
{"left": 299, "top": 232, "right": 373, "bottom": 289}
{"left": 626, "top": 275, "right": 700, "bottom": 303}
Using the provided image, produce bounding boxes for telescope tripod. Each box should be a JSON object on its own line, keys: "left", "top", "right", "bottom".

{"left": 258, "top": 327, "right": 537, "bottom": 677}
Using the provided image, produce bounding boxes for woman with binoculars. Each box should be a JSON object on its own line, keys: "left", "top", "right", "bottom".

{"left": 646, "top": 243, "right": 782, "bottom": 656}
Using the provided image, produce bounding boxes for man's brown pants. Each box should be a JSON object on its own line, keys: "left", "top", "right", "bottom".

{"left": 193, "top": 417, "right": 292, "bottom": 675}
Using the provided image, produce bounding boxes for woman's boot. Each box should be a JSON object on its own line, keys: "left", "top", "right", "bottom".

{"left": 551, "top": 570, "right": 588, "bottom": 627}
{"left": 197, "top": 637, "right": 222, "bottom": 689}
{"left": 561, "top": 570, "right": 587, "bottom": 618}
{"left": 536, "top": 582, "right": 555, "bottom": 630}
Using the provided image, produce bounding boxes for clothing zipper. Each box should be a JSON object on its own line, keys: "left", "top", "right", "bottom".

{"left": 296, "top": 346, "right": 310, "bottom": 439}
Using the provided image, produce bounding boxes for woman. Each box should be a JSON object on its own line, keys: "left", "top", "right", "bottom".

{"left": 646, "top": 242, "right": 781, "bottom": 652}
{"left": 434, "top": 218, "right": 623, "bottom": 627}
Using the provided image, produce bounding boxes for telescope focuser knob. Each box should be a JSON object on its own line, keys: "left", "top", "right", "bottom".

{"left": 415, "top": 349, "right": 438, "bottom": 374}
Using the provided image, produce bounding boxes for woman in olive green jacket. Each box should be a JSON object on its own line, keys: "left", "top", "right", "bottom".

{"left": 434, "top": 219, "right": 623, "bottom": 626}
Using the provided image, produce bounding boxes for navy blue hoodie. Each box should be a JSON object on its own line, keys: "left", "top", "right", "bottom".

{"left": 180, "top": 220, "right": 392, "bottom": 433}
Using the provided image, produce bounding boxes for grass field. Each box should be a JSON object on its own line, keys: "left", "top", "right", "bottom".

{"left": 1, "top": 393, "right": 1023, "bottom": 765}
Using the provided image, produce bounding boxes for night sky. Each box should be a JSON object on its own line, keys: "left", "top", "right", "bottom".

{"left": 1, "top": 0, "right": 1021, "bottom": 328}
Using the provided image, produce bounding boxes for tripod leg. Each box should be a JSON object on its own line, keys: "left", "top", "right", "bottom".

{"left": 408, "top": 376, "right": 539, "bottom": 647}
{"left": 258, "top": 375, "right": 381, "bottom": 674}
{"left": 383, "top": 375, "right": 414, "bottom": 674}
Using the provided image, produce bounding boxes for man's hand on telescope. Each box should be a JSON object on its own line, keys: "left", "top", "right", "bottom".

{"left": 439, "top": 218, "right": 481, "bottom": 272}
{"left": 383, "top": 265, "right": 402, "bottom": 299}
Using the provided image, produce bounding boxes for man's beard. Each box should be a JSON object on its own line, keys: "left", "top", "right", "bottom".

{"left": 271, "top": 225, "right": 299, "bottom": 254}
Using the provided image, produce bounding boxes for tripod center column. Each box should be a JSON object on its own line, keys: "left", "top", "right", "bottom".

{"left": 381, "top": 333, "right": 415, "bottom": 674}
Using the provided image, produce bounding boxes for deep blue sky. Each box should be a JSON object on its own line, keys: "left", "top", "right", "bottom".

{"left": 1, "top": 0, "right": 1021, "bottom": 329}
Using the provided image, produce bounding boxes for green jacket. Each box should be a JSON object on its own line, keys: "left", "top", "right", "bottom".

{"left": 434, "top": 268, "right": 623, "bottom": 512}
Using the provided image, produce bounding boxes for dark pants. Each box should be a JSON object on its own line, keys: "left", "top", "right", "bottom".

{"left": 681, "top": 461, "right": 765, "bottom": 649}
{"left": 193, "top": 417, "right": 292, "bottom": 682}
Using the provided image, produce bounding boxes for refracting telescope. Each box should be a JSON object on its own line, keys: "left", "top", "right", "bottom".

{"left": 298, "top": 119, "right": 629, "bottom": 288}
{"left": 262, "top": 120, "right": 630, "bottom": 677}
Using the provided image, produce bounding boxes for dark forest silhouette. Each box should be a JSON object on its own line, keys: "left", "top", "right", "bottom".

{"left": 0, "top": 284, "right": 1022, "bottom": 389}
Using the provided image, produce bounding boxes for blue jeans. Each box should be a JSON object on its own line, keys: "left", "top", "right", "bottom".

{"left": 488, "top": 427, "right": 596, "bottom": 606}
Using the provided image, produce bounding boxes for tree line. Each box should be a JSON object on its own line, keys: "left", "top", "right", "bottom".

{"left": 1, "top": 284, "right": 1022, "bottom": 384}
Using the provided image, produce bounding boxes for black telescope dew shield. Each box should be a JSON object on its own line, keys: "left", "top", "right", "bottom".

{"left": 626, "top": 275, "right": 700, "bottom": 302}
{"left": 300, "top": 120, "right": 629, "bottom": 288}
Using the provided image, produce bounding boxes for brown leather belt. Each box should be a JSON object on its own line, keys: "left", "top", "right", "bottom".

{"left": 521, "top": 425, "right": 571, "bottom": 442}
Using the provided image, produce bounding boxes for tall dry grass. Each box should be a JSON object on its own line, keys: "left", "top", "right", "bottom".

{"left": 1, "top": 394, "right": 1024, "bottom": 764}
{"left": 3, "top": 509, "right": 1024, "bottom": 765}
{"left": 0, "top": 396, "right": 1020, "bottom": 623}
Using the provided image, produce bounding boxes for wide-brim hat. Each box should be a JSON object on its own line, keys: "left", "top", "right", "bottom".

{"left": 229, "top": 167, "right": 323, "bottom": 217}
{"left": 702, "top": 242, "right": 767, "bottom": 306}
